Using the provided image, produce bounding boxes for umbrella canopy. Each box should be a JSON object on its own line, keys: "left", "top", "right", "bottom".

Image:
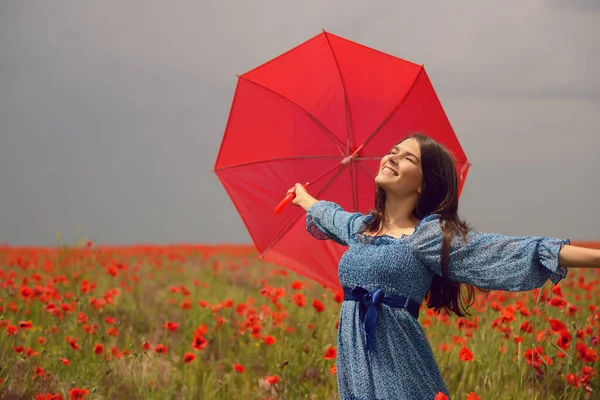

{"left": 214, "top": 31, "right": 470, "bottom": 290}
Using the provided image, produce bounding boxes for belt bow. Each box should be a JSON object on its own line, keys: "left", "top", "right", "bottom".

{"left": 344, "top": 286, "right": 420, "bottom": 356}
{"left": 352, "top": 286, "right": 384, "bottom": 355}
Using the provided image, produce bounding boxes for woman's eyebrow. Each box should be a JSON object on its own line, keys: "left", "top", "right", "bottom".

{"left": 391, "top": 146, "right": 420, "bottom": 161}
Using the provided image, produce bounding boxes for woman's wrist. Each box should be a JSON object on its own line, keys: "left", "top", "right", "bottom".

{"left": 300, "top": 197, "right": 318, "bottom": 211}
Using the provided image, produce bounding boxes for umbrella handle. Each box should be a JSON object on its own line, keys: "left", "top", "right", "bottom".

{"left": 274, "top": 183, "right": 308, "bottom": 214}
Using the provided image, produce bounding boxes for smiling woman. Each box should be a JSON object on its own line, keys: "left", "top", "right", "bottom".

{"left": 287, "top": 133, "right": 600, "bottom": 400}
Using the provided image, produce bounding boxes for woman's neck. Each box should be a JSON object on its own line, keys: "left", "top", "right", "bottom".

{"left": 383, "top": 195, "right": 420, "bottom": 230}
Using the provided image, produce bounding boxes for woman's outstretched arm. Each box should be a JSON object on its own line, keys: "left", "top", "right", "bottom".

{"left": 559, "top": 245, "right": 600, "bottom": 268}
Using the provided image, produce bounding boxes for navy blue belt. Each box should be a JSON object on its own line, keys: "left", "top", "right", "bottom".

{"left": 343, "top": 286, "right": 420, "bottom": 355}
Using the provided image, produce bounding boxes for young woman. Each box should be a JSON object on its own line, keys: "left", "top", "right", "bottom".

{"left": 287, "top": 133, "right": 600, "bottom": 399}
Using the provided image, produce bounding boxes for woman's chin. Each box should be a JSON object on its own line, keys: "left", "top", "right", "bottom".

{"left": 375, "top": 177, "right": 392, "bottom": 190}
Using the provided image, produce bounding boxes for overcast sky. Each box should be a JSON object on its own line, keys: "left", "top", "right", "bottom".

{"left": 0, "top": 1, "right": 598, "bottom": 246}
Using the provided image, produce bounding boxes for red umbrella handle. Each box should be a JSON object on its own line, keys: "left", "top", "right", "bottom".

{"left": 274, "top": 183, "right": 308, "bottom": 214}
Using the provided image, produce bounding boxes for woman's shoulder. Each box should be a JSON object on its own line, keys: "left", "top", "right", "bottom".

{"left": 415, "top": 213, "right": 443, "bottom": 231}
{"left": 409, "top": 213, "right": 443, "bottom": 243}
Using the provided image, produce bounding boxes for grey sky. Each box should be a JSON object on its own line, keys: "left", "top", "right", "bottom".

{"left": 0, "top": 1, "right": 598, "bottom": 246}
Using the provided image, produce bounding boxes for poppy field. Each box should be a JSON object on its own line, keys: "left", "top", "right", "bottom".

{"left": 0, "top": 242, "right": 598, "bottom": 399}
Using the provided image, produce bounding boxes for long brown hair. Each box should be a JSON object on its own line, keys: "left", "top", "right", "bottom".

{"left": 361, "top": 133, "right": 486, "bottom": 317}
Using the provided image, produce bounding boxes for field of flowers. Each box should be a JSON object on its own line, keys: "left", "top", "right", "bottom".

{"left": 0, "top": 242, "right": 598, "bottom": 399}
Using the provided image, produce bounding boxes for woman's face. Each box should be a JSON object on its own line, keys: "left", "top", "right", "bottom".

{"left": 374, "top": 138, "right": 423, "bottom": 196}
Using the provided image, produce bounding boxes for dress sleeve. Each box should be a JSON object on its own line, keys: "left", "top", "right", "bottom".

{"left": 411, "top": 215, "right": 570, "bottom": 291}
{"left": 305, "top": 201, "right": 364, "bottom": 246}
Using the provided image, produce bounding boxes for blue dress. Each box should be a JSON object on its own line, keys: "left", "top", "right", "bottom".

{"left": 305, "top": 201, "right": 570, "bottom": 400}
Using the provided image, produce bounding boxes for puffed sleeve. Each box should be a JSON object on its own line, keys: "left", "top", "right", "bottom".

{"left": 305, "top": 201, "right": 364, "bottom": 246}
{"left": 411, "top": 215, "right": 570, "bottom": 291}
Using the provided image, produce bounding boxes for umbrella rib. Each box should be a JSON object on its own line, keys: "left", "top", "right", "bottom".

{"left": 349, "top": 163, "right": 358, "bottom": 212}
{"left": 259, "top": 164, "right": 347, "bottom": 258}
{"left": 354, "top": 156, "right": 382, "bottom": 161}
{"left": 213, "top": 155, "right": 341, "bottom": 172}
{"left": 359, "top": 66, "right": 425, "bottom": 150}
{"left": 356, "top": 162, "right": 376, "bottom": 181}
{"left": 238, "top": 76, "right": 346, "bottom": 154}
{"left": 323, "top": 31, "right": 353, "bottom": 153}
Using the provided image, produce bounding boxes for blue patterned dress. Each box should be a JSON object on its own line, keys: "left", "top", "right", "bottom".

{"left": 305, "top": 201, "right": 570, "bottom": 400}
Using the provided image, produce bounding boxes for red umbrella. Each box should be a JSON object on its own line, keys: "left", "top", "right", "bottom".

{"left": 213, "top": 31, "right": 470, "bottom": 290}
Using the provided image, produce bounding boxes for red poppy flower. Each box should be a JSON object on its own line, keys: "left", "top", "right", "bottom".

{"left": 180, "top": 299, "right": 192, "bottom": 310}
{"left": 107, "top": 327, "right": 119, "bottom": 337}
{"left": 452, "top": 335, "right": 467, "bottom": 346}
{"left": 264, "top": 375, "right": 280, "bottom": 385}
{"left": 68, "top": 337, "right": 80, "bottom": 350}
{"left": 77, "top": 313, "right": 88, "bottom": 324}
{"left": 194, "top": 324, "right": 209, "bottom": 337}
{"left": 520, "top": 320, "right": 533, "bottom": 334}
{"left": 556, "top": 330, "right": 572, "bottom": 350}
{"left": 20, "top": 286, "right": 33, "bottom": 298}
{"left": 459, "top": 346, "right": 474, "bottom": 362}
{"left": 549, "top": 297, "right": 567, "bottom": 308}
{"left": 68, "top": 388, "right": 90, "bottom": 400}
{"left": 566, "top": 373, "right": 580, "bottom": 387}
{"left": 163, "top": 321, "right": 179, "bottom": 332}
{"left": 291, "top": 281, "right": 303, "bottom": 290}
{"left": 33, "top": 366, "right": 46, "bottom": 380}
{"left": 264, "top": 335, "right": 276, "bottom": 346}
{"left": 223, "top": 299, "right": 234, "bottom": 308}
{"left": 192, "top": 335, "right": 207, "bottom": 351}
{"left": 198, "top": 300, "right": 210, "bottom": 308}
{"left": 549, "top": 319, "right": 566, "bottom": 332}
{"left": 234, "top": 364, "right": 245, "bottom": 373}
{"left": 323, "top": 347, "right": 336, "bottom": 360}
{"left": 576, "top": 342, "right": 599, "bottom": 363}
{"left": 312, "top": 299, "right": 325, "bottom": 313}
{"left": 183, "top": 352, "right": 196, "bottom": 363}
{"left": 154, "top": 344, "right": 168, "bottom": 354}
{"left": 36, "top": 393, "right": 64, "bottom": 400}
{"left": 291, "top": 293, "right": 306, "bottom": 307}
{"left": 552, "top": 285, "right": 563, "bottom": 296}
{"left": 519, "top": 306, "right": 530, "bottom": 317}
{"left": 19, "top": 321, "right": 33, "bottom": 330}
{"left": 26, "top": 347, "right": 39, "bottom": 357}
{"left": 93, "top": 344, "right": 104, "bottom": 354}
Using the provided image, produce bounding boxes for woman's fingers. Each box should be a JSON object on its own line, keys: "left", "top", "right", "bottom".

{"left": 286, "top": 183, "right": 308, "bottom": 204}
{"left": 294, "top": 183, "right": 307, "bottom": 194}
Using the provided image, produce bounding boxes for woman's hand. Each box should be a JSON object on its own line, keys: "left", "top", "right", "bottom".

{"left": 287, "top": 183, "right": 318, "bottom": 211}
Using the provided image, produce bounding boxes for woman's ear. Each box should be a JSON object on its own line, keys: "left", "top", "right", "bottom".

{"left": 417, "top": 186, "right": 423, "bottom": 194}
